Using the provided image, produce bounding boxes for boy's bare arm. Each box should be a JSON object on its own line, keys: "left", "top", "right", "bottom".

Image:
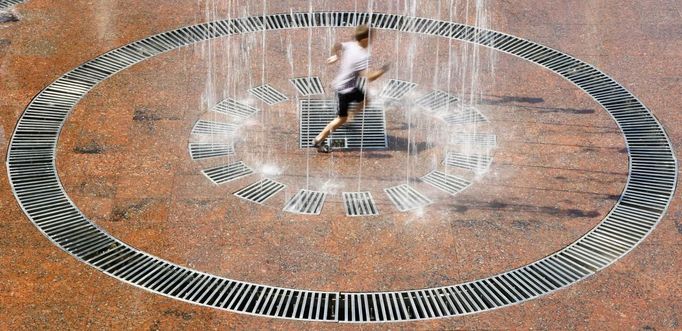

{"left": 362, "top": 63, "right": 391, "bottom": 82}
{"left": 326, "top": 42, "right": 343, "bottom": 64}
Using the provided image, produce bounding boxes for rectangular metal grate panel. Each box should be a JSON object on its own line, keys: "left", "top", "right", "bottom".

{"left": 416, "top": 90, "right": 458, "bottom": 111}
{"left": 450, "top": 133, "right": 496, "bottom": 147}
{"left": 0, "top": 0, "right": 25, "bottom": 9}
{"left": 190, "top": 143, "right": 235, "bottom": 160}
{"left": 384, "top": 184, "right": 432, "bottom": 212}
{"left": 191, "top": 120, "right": 238, "bottom": 135}
{"left": 289, "top": 77, "right": 325, "bottom": 96}
{"left": 380, "top": 79, "right": 417, "bottom": 100}
{"left": 283, "top": 189, "right": 326, "bottom": 215}
{"left": 202, "top": 161, "right": 253, "bottom": 184}
{"left": 342, "top": 192, "right": 379, "bottom": 216}
{"left": 444, "top": 152, "right": 492, "bottom": 171}
{"left": 421, "top": 170, "right": 471, "bottom": 195}
{"left": 234, "top": 178, "right": 285, "bottom": 204}
{"left": 248, "top": 84, "right": 288, "bottom": 105}
{"left": 299, "top": 99, "right": 387, "bottom": 149}
{"left": 211, "top": 98, "right": 259, "bottom": 120}
{"left": 443, "top": 108, "right": 487, "bottom": 125}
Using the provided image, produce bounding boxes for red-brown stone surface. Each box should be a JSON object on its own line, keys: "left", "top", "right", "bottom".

{"left": 0, "top": 0, "right": 680, "bottom": 329}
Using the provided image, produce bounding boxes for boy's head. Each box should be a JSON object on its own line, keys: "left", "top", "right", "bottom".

{"left": 355, "top": 25, "right": 370, "bottom": 47}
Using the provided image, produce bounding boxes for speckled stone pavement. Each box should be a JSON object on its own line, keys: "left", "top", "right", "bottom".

{"left": 0, "top": 0, "right": 680, "bottom": 329}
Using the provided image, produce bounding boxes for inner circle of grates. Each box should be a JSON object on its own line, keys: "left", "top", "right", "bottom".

{"left": 6, "top": 12, "right": 678, "bottom": 323}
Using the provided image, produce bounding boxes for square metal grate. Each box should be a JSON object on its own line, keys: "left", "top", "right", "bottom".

{"left": 211, "top": 98, "right": 259, "bottom": 120}
{"left": 415, "top": 90, "right": 458, "bottom": 111}
{"left": 283, "top": 189, "right": 327, "bottom": 215}
{"left": 234, "top": 178, "right": 285, "bottom": 204}
{"left": 189, "top": 143, "right": 235, "bottom": 160}
{"left": 202, "top": 161, "right": 253, "bottom": 184}
{"left": 380, "top": 79, "right": 417, "bottom": 100}
{"left": 342, "top": 191, "right": 379, "bottom": 216}
{"left": 450, "top": 133, "right": 497, "bottom": 147}
{"left": 289, "top": 77, "right": 325, "bottom": 96}
{"left": 443, "top": 108, "right": 487, "bottom": 125}
{"left": 299, "top": 99, "right": 387, "bottom": 149}
{"left": 248, "top": 84, "right": 288, "bottom": 105}
{"left": 191, "top": 120, "right": 238, "bottom": 135}
{"left": 0, "top": 0, "right": 24, "bottom": 9}
{"left": 444, "top": 152, "right": 492, "bottom": 171}
{"left": 421, "top": 170, "right": 471, "bottom": 196}
{"left": 384, "top": 184, "right": 432, "bottom": 212}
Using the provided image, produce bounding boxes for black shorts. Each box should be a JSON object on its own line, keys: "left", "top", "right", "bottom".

{"left": 336, "top": 88, "right": 365, "bottom": 117}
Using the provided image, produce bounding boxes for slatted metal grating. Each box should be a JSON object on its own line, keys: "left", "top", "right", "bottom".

{"left": 189, "top": 143, "right": 235, "bottom": 160}
{"left": 0, "top": 0, "right": 23, "bottom": 9}
{"left": 443, "top": 107, "right": 488, "bottom": 125}
{"left": 380, "top": 79, "right": 417, "bottom": 100}
{"left": 248, "top": 84, "right": 288, "bottom": 105}
{"left": 283, "top": 189, "right": 327, "bottom": 215}
{"left": 385, "top": 184, "right": 432, "bottom": 212}
{"left": 202, "top": 161, "right": 253, "bottom": 184}
{"left": 416, "top": 90, "right": 458, "bottom": 111}
{"left": 6, "top": 11, "right": 677, "bottom": 323}
{"left": 191, "top": 120, "right": 238, "bottom": 135}
{"left": 450, "top": 133, "right": 497, "bottom": 148}
{"left": 342, "top": 192, "right": 379, "bottom": 216}
{"left": 211, "top": 98, "right": 260, "bottom": 120}
{"left": 290, "top": 76, "right": 325, "bottom": 96}
{"left": 421, "top": 170, "right": 472, "bottom": 196}
{"left": 234, "top": 178, "right": 285, "bottom": 204}
{"left": 444, "top": 152, "right": 492, "bottom": 171}
{"left": 299, "top": 99, "right": 387, "bottom": 149}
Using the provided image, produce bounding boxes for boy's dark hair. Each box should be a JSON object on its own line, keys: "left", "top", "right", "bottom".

{"left": 354, "top": 24, "right": 370, "bottom": 41}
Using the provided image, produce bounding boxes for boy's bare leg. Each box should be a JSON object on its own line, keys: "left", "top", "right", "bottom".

{"left": 349, "top": 98, "right": 369, "bottom": 121}
{"left": 315, "top": 116, "right": 348, "bottom": 144}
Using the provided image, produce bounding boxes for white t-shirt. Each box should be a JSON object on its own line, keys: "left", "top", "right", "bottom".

{"left": 332, "top": 42, "right": 369, "bottom": 93}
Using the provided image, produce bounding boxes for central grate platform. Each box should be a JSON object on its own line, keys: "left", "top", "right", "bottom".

{"left": 299, "top": 99, "right": 387, "bottom": 149}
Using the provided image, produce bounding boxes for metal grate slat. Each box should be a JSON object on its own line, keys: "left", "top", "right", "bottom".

{"left": 189, "top": 143, "right": 235, "bottom": 160}
{"left": 233, "top": 178, "right": 285, "bottom": 204}
{"left": 248, "top": 84, "right": 288, "bottom": 105}
{"left": 283, "top": 189, "right": 327, "bottom": 215}
{"left": 384, "top": 184, "right": 432, "bottom": 212}
{"left": 421, "top": 171, "right": 471, "bottom": 196}
{"left": 202, "top": 161, "right": 253, "bottom": 184}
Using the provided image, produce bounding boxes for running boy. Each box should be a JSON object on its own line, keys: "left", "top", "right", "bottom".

{"left": 312, "top": 24, "right": 389, "bottom": 152}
